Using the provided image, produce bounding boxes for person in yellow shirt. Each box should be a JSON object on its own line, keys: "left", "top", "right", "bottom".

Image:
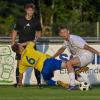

{"left": 11, "top": 41, "right": 70, "bottom": 88}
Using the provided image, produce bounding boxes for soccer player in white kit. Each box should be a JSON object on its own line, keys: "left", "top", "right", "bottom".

{"left": 53, "top": 25, "right": 100, "bottom": 90}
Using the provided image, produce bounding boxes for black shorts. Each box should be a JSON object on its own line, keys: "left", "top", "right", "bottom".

{"left": 16, "top": 53, "right": 21, "bottom": 60}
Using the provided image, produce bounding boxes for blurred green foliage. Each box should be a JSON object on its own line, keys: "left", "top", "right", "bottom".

{"left": 0, "top": 0, "right": 24, "bottom": 36}
{"left": 0, "top": 0, "right": 100, "bottom": 36}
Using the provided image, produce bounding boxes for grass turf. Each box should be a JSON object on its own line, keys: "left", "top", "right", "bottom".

{"left": 0, "top": 85, "right": 100, "bottom": 100}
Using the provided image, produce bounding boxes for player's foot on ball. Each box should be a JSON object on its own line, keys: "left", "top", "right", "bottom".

{"left": 67, "top": 85, "right": 79, "bottom": 90}
{"left": 57, "top": 80, "right": 69, "bottom": 88}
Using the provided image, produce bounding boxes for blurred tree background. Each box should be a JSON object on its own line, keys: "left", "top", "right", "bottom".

{"left": 0, "top": 0, "right": 100, "bottom": 37}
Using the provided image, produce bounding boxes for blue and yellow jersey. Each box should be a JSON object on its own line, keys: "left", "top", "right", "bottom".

{"left": 19, "top": 42, "right": 51, "bottom": 74}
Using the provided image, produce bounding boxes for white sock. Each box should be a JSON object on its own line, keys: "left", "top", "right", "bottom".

{"left": 69, "top": 72, "right": 75, "bottom": 86}
{"left": 77, "top": 76, "right": 84, "bottom": 82}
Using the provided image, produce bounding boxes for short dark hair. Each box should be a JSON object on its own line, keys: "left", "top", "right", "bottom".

{"left": 25, "top": 3, "right": 35, "bottom": 10}
{"left": 11, "top": 43, "right": 19, "bottom": 53}
{"left": 58, "top": 25, "right": 69, "bottom": 32}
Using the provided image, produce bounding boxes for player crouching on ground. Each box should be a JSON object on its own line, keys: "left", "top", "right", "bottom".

{"left": 11, "top": 41, "right": 70, "bottom": 89}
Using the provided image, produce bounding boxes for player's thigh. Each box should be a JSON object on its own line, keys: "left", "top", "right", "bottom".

{"left": 43, "top": 58, "right": 62, "bottom": 71}
{"left": 42, "top": 58, "right": 62, "bottom": 79}
{"left": 42, "top": 72, "right": 54, "bottom": 81}
{"left": 61, "top": 57, "right": 81, "bottom": 69}
{"left": 69, "top": 57, "right": 81, "bottom": 66}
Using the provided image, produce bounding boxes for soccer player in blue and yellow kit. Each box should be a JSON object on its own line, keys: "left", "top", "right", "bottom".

{"left": 11, "top": 41, "right": 69, "bottom": 88}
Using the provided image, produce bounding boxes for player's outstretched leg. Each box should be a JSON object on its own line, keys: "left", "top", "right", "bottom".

{"left": 57, "top": 80, "right": 69, "bottom": 88}
{"left": 67, "top": 85, "right": 79, "bottom": 90}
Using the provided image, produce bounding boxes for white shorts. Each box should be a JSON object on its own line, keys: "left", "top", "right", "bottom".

{"left": 76, "top": 52, "right": 94, "bottom": 67}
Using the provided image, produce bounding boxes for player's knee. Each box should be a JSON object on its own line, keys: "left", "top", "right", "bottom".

{"left": 65, "top": 61, "right": 74, "bottom": 72}
{"left": 66, "top": 61, "right": 73, "bottom": 68}
{"left": 61, "top": 61, "right": 72, "bottom": 69}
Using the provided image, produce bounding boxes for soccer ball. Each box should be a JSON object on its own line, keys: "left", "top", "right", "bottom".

{"left": 79, "top": 81, "right": 90, "bottom": 91}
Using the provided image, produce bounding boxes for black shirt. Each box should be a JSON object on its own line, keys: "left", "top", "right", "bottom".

{"left": 14, "top": 16, "right": 41, "bottom": 43}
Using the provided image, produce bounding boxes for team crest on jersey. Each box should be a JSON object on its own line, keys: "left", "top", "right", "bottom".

{"left": 26, "top": 56, "right": 35, "bottom": 65}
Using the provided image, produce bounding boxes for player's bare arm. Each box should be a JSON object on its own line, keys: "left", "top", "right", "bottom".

{"left": 53, "top": 47, "right": 66, "bottom": 58}
{"left": 35, "top": 31, "right": 41, "bottom": 41}
{"left": 84, "top": 44, "right": 100, "bottom": 56}
{"left": 11, "top": 30, "right": 17, "bottom": 45}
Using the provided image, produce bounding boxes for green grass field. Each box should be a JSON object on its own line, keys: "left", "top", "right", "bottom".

{"left": 0, "top": 85, "right": 100, "bottom": 100}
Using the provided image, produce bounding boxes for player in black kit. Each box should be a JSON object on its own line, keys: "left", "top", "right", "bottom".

{"left": 11, "top": 3, "right": 41, "bottom": 87}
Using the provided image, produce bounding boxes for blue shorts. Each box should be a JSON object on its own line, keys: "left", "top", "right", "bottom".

{"left": 41, "top": 58, "right": 62, "bottom": 81}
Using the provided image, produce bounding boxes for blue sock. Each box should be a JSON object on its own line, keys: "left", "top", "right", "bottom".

{"left": 47, "top": 80, "right": 56, "bottom": 86}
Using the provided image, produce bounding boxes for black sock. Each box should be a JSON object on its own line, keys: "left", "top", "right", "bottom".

{"left": 34, "top": 68, "right": 41, "bottom": 85}
{"left": 16, "top": 67, "right": 19, "bottom": 85}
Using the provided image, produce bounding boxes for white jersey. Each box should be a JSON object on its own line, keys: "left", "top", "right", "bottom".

{"left": 63, "top": 35, "right": 90, "bottom": 55}
{"left": 62, "top": 35, "right": 94, "bottom": 66}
